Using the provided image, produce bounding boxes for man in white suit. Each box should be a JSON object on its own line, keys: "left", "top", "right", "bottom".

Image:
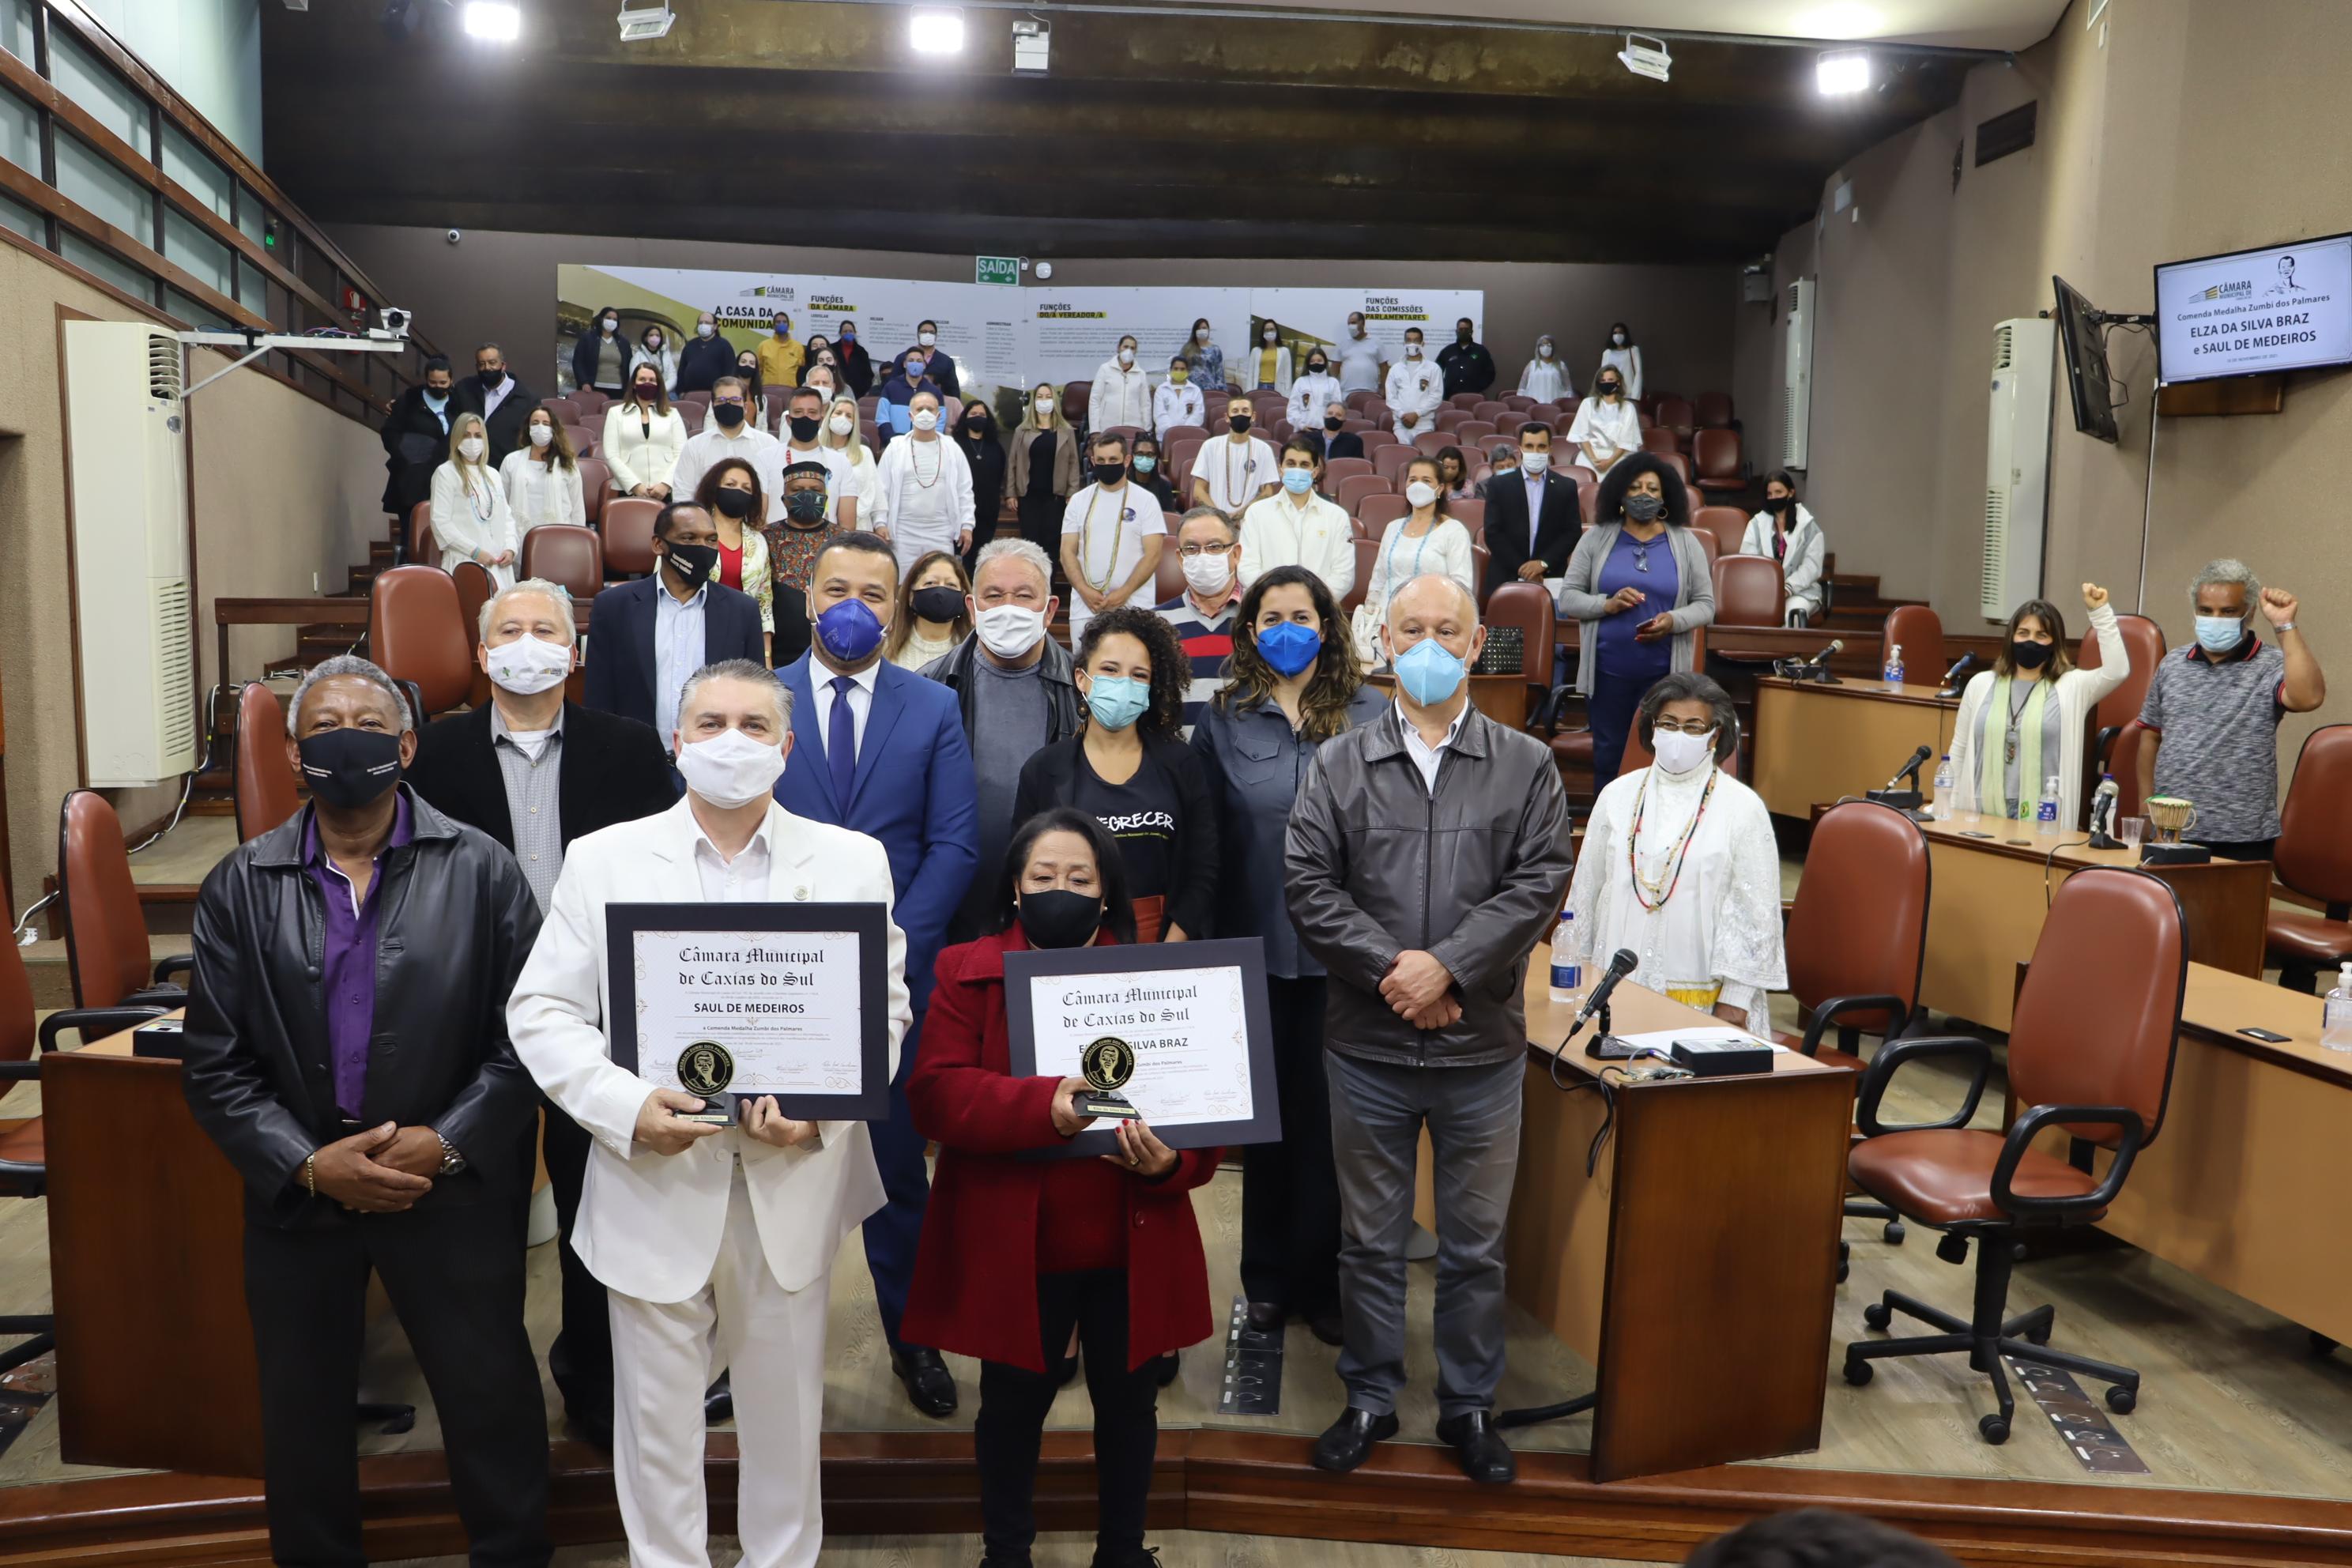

{"left": 509, "top": 658, "right": 911, "bottom": 1568}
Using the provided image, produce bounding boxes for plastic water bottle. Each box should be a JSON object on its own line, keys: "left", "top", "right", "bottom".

{"left": 1549, "top": 908, "right": 1584, "bottom": 1007}
{"left": 1928, "top": 753, "right": 1954, "bottom": 820}
{"left": 2324, "top": 963, "right": 2352, "bottom": 1054}
{"left": 2034, "top": 775, "right": 2060, "bottom": 836}
{"left": 1883, "top": 643, "right": 1905, "bottom": 685}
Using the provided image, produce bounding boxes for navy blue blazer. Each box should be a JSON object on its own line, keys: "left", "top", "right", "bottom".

{"left": 582, "top": 575, "right": 767, "bottom": 739}
{"left": 774, "top": 654, "right": 978, "bottom": 1012}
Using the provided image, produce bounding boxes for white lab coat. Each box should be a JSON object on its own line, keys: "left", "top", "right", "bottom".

{"left": 601, "top": 401, "right": 689, "bottom": 495}
{"left": 1739, "top": 503, "right": 1827, "bottom": 620}
{"left": 1287, "top": 370, "right": 1344, "bottom": 432}
{"left": 1238, "top": 491, "right": 1356, "bottom": 598}
{"left": 1152, "top": 379, "right": 1206, "bottom": 435}
{"left": 1090, "top": 360, "right": 1152, "bottom": 430}
{"left": 430, "top": 460, "right": 520, "bottom": 590}
{"left": 1384, "top": 358, "right": 1443, "bottom": 439}
{"left": 499, "top": 448, "right": 586, "bottom": 533}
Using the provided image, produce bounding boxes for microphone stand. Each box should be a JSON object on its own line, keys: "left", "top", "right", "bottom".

{"left": 1504, "top": 998, "right": 1618, "bottom": 1430}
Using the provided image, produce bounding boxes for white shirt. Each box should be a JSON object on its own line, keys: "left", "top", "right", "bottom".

{"left": 1287, "top": 371, "right": 1344, "bottom": 431}
{"left": 1519, "top": 356, "right": 1570, "bottom": 401}
{"left": 1238, "top": 490, "right": 1357, "bottom": 598}
{"left": 673, "top": 424, "right": 786, "bottom": 522}
{"left": 1384, "top": 357, "right": 1442, "bottom": 436}
{"left": 653, "top": 579, "right": 709, "bottom": 748}
{"left": 1567, "top": 396, "right": 1642, "bottom": 465}
{"left": 1092, "top": 360, "right": 1153, "bottom": 429}
{"left": 1397, "top": 699, "right": 1469, "bottom": 793}
{"left": 1194, "top": 434, "right": 1278, "bottom": 515}
{"left": 810, "top": 654, "right": 882, "bottom": 766}
{"left": 499, "top": 448, "right": 587, "bottom": 532}
{"left": 824, "top": 439, "right": 877, "bottom": 522}
{"left": 1335, "top": 331, "right": 1388, "bottom": 395}
{"left": 692, "top": 805, "right": 777, "bottom": 903}
{"left": 1361, "top": 516, "right": 1473, "bottom": 635}
{"left": 1061, "top": 482, "right": 1167, "bottom": 605}
{"left": 1597, "top": 345, "right": 1644, "bottom": 402}
{"left": 1152, "top": 379, "right": 1205, "bottom": 435}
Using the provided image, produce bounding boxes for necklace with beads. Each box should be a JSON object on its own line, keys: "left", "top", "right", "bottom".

{"left": 1628, "top": 764, "right": 1718, "bottom": 911}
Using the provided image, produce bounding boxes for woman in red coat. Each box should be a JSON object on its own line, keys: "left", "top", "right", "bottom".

{"left": 906, "top": 806, "right": 1219, "bottom": 1568}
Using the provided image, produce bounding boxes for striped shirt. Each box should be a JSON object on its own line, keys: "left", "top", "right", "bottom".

{"left": 1155, "top": 594, "right": 1236, "bottom": 737}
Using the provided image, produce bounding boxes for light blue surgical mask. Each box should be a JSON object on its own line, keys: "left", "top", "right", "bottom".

{"left": 1391, "top": 635, "right": 1467, "bottom": 706}
{"left": 2194, "top": 614, "right": 2246, "bottom": 654}
{"left": 1282, "top": 467, "right": 1316, "bottom": 496}
{"left": 1084, "top": 673, "right": 1150, "bottom": 731}
{"left": 1133, "top": 454, "right": 1158, "bottom": 473}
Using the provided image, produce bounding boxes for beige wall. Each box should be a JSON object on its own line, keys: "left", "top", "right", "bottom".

{"left": 1735, "top": 0, "right": 2350, "bottom": 788}
{"left": 0, "top": 240, "right": 385, "bottom": 910}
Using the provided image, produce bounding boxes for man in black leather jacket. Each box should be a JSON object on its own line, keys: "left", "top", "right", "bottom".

{"left": 182, "top": 654, "right": 550, "bottom": 1568}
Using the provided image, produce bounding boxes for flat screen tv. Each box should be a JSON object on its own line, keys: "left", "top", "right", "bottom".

{"left": 2052, "top": 275, "right": 2120, "bottom": 444}
{"left": 2153, "top": 232, "right": 2352, "bottom": 384}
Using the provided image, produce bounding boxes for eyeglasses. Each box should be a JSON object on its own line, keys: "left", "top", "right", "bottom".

{"left": 1176, "top": 545, "right": 1233, "bottom": 558}
{"left": 1650, "top": 720, "right": 1718, "bottom": 737}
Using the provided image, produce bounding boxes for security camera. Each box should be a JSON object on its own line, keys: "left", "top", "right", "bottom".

{"left": 446, "top": 228, "right": 462, "bottom": 245}
{"left": 374, "top": 307, "right": 413, "bottom": 340}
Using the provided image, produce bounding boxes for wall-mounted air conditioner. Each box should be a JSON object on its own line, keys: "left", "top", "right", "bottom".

{"left": 64, "top": 320, "right": 196, "bottom": 786}
{"left": 1981, "top": 317, "right": 2056, "bottom": 621}
{"left": 1782, "top": 278, "right": 1816, "bottom": 469}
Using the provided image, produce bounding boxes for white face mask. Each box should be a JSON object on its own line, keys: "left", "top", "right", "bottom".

{"left": 974, "top": 603, "right": 1048, "bottom": 658}
{"left": 1264, "top": 331, "right": 1279, "bottom": 344}
{"left": 458, "top": 436, "right": 486, "bottom": 462}
{"left": 1195, "top": 329, "right": 1211, "bottom": 344}
{"left": 828, "top": 413, "right": 855, "bottom": 435}
{"left": 484, "top": 632, "right": 571, "bottom": 695}
{"left": 1349, "top": 322, "right": 1366, "bottom": 337}
{"left": 918, "top": 331, "right": 937, "bottom": 347}
{"left": 1539, "top": 343, "right": 1555, "bottom": 358}
{"left": 675, "top": 727, "right": 788, "bottom": 808}
{"left": 695, "top": 322, "right": 715, "bottom": 338}
{"left": 529, "top": 424, "right": 555, "bottom": 448}
{"left": 1034, "top": 397, "right": 1054, "bottom": 415}
{"left": 1404, "top": 480, "right": 1438, "bottom": 509}
{"left": 911, "top": 409, "right": 938, "bottom": 432}
{"left": 1118, "top": 348, "right": 1135, "bottom": 366}
{"left": 1612, "top": 333, "right": 1627, "bottom": 346}
{"left": 1404, "top": 342, "right": 1423, "bottom": 358}
{"left": 1182, "top": 552, "right": 1233, "bottom": 597}
{"left": 601, "top": 318, "right": 617, "bottom": 334}
{"left": 1521, "top": 450, "right": 1551, "bottom": 474}
{"left": 1650, "top": 727, "right": 1716, "bottom": 777}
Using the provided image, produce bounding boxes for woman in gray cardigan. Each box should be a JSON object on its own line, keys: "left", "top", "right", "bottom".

{"left": 1555, "top": 451, "right": 1714, "bottom": 782}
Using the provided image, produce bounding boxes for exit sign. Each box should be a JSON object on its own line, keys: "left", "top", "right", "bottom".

{"left": 975, "top": 256, "right": 1020, "bottom": 287}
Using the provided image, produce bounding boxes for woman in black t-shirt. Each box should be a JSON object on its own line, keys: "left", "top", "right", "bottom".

{"left": 1012, "top": 606, "right": 1216, "bottom": 944}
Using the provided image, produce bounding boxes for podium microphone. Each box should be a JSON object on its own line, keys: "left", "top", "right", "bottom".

{"left": 1883, "top": 745, "right": 1933, "bottom": 793}
{"left": 1937, "top": 652, "right": 1978, "bottom": 697}
{"left": 1573, "top": 948, "right": 1639, "bottom": 1032}
{"left": 2087, "top": 776, "right": 2123, "bottom": 849}
{"left": 1804, "top": 637, "right": 1845, "bottom": 669}
{"left": 1868, "top": 745, "right": 1933, "bottom": 815}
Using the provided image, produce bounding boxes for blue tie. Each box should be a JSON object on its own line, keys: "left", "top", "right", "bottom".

{"left": 827, "top": 674, "right": 857, "bottom": 811}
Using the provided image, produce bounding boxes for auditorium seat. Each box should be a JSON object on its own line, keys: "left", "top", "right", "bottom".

{"left": 1656, "top": 451, "right": 1691, "bottom": 487}
{"left": 1449, "top": 392, "right": 1483, "bottom": 410}
{"left": 1412, "top": 430, "right": 1451, "bottom": 456}
{"left": 1883, "top": 605, "right": 1945, "bottom": 684}
{"left": 1641, "top": 426, "right": 1681, "bottom": 455}
{"left": 1694, "top": 390, "right": 1735, "bottom": 428}
{"left": 577, "top": 456, "right": 612, "bottom": 526}
{"left": 1344, "top": 389, "right": 1374, "bottom": 411}
{"left": 1359, "top": 429, "right": 1400, "bottom": 455}
{"left": 1153, "top": 541, "right": 1185, "bottom": 605}
{"left": 541, "top": 395, "right": 579, "bottom": 424}
{"left": 1572, "top": 469, "right": 1599, "bottom": 527}
{"left": 1340, "top": 418, "right": 1374, "bottom": 434}
{"left": 1336, "top": 474, "right": 1392, "bottom": 514}
{"left": 1063, "top": 382, "right": 1091, "bottom": 427}
{"left": 2106, "top": 720, "right": 2152, "bottom": 820}
{"left": 406, "top": 500, "right": 435, "bottom": 567}
{"left": 368, "top": 564, "right": 473, "bottom": 719}
{"left": 1355, "top": 494, "right": 1408, "bottom": 534}
{"left": 1322, "top": 456, "right": 1374, "bottom": 492}
{"left": 452, "top": 560, "right": 495, "bottom": 707}
{"left": 571, "top": 388, "right": 609, "bottom": 419}
{"left": 1472, "top": 401, "right": 1510, "bottom": 423}
{"left": 1481, "top": 582, "right": 1554, "bottom": 714}
{"left": 1527, "top": 401, "right": 1561, "bottom": 423}
{"left": 1470, "top": 545, "right": 1491, "bottom": 608}
{"left": 1493, "top": 412, "right": 1528, "bottom": 437}
{"left": 676, "top": 390, "right": 712, "bottom": 407}
{"left": 674, "top": 404, "right": 704, "bottom": 436}
{"left": 2266, "top": 724, "right": 2352, "bottom": 991}
{"left": 233, "top": 683, "right": 300, "bottom": 843}
{"left": 58, "top": 790, "right": 190, "bottom": 1011}
{"left": 2078, "top": 612, "right": 2165, "bottom": 767}
{"left": 1371, "top": 445, "right": 1416, "bottom": 484}
{"left": 562, "top": 424, "right": 597, "bottom": 457}
{"left": 1168, "top": 439, "right": 1204, "bottom": 492}
{"left": 521, "top": 525, "right": 605, "bottom": 601}
{"left": 1434, "top": 408, "right": 1469, "bottom": 432}
{"left": 1655, "top": 396, "right": 1696, "bottom": 450}
{"left": 1843, "top": 867, "right": 2184, "bottom": 1445}
{"left": 1691, "top": 504, "right": 1749, "bottom": 559}
{"left": 1691, "top": 428, "right": 1746, "bottom": 495}
{"left": 1690, "top": 527, "right": 1719, "bottom": 567}
{"left": 1455, "top": 420, "right": 1498, "bottom": 448}
{"left": 1450, "top": 499, "right": 1486, "bottom": 538}
{"left": 602, "top": 497, "right": 659, "bottom": 577}
{"left": 1344, "top": 538, "right": 1377, "bottom": 613}
{"left": 1162, "top": 424, "right": 1208, "bottom": 447}
{"left": 1503, "top": 396, "right": 1536, "bottom": 413}
{"left": 1713, "top": 554, "right": 1784, "bottom": 628}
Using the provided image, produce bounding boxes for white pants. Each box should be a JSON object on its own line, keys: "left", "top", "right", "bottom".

{"left": 609, "top": 1163, "right": 831, "bottom": 1568}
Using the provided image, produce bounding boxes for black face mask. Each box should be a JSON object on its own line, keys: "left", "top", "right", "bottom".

{"left": 911, "top": 586, "right": 967, "bottom": 623}
{"left": 1324, "top": 415, "right": 1345, "bottom": 432}
{"left": 1091, "top": 461, "right": 1127, "bottom": 485}
{"left": 786, "top": 414, "right": 822, "bottom": 443}
{"left": 1016, "top": 888, "right": 1103, "bottom": 950}
{"left": 477, "top": 368, "right": 503, "bottom": 390}
{"left": 1228, "top": 413, "right": 1252, "bottom": 433}
{"left": 2009, "top": 639, "right": 2055, "bottom": 671}
{"left": 1598, "top": 382, "right": 1622, "bottom": 398}
{"left": 1457, "top": 329, "right": 1473, "bottom": 342}
{"left": 298, "top": 728, "right": 404, "bottom": 810}
{"left": 1308, "top": 362, "right": 1328, "bottom": 376}
{"left": 713, "top": 404, "right": 747, "bottom": 429}
{"left": 1623, "top": 492, "right": 1666, "bottom": 523}
{"left": 1766, "top": 495, "right": 1793, "bottom": 513}
{"left": 711, "top": 487, "right": 756, "bottom": 519}
{"left": 963, "top": 419, "right": 990, "bottom": 438}
{"left": 662, "top": 541, "right": 719, "bottom": 590}
{"left": 784, "top": 489, "right": 827, "bottom": 524}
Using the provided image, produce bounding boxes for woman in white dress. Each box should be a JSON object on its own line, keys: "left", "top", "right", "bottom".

{"left": 1948, "top": 583, "right": 2125, "bottom": 832}
{"left": 1355, "top": 454, "right": 1475, "bottom": 662}
{"left": 1566, "top": 364, "right": 1641, "bottom": 474}
{"left": 431, "top": 413, "right": 520, "bottom": 590}
{"left": 499, "top": 408, "right": 586, "bottom": 533}
{"left": 1595, "top": 321, "right": 1644, "bottom": 403}
{"left": 1517, "top": 335, "right": 1572, "bottom": 402}
{"left": 1562, "top": 673, "right": 1785, "bottom": 1035}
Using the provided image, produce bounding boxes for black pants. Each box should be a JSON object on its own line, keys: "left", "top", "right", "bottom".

{"left": 2203, "top": 837, "right": 2276, "bottom": 863}
{"left": 243, "top": 1197, "right": 550, "bottom": 1568}
{"left": 975, "top": 1269, "right": 1158, "bottom": 1562}
{"left": 1241, "top": 975, "right": 1342, "bottom": 1316}
{"left": 539, "top": 1097, "right": 612, "bottom": 1429}
{"left": 1016, "top": 492, "right": 1064, "bottom": 566}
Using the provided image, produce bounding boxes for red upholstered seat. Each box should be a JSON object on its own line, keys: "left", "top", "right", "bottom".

{"left": 1849, "top": 1130, "right": 2105, "bottom": 1226}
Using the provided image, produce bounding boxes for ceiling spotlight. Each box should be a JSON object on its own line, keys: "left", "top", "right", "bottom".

{"left": 1616, "top": 32, "right": 1672, "bottom": 84}
{"left": 617, "top": 2, "right": 674, "bottom": 41}
{"left": 462, "top": 1, "right": 518, "bottom": 40}
{"left": 1817, "top": 51, "right": 1872, "bottom": 95}
{"left": 909, "top": 6, "right": 965, "bottom": 55}
{"left": 1012, "top": 16, "right": 1050, "bottom": 74}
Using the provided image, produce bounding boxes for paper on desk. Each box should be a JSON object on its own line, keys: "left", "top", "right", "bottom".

{"left": 1608, "top": 1026, "right": 1788, "bottom": 1054}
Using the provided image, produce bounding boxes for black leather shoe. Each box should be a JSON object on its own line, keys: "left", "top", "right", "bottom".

{"left": 1306, "top": 1306, "right": 1345, "bottom": 1347}
{"left": 703, "top": 1371, "right": 732, "bottom": 1425}
{"left": 1243, "top": 1300, "right": 1286, "bottom": 1335}
{"left": 1434, "top": 1410, "right": 1517, "bottom": 1484}
{"left": 892, "top": 1344, "right": 959, "bottom": 1418}
{"left": 1311, "top": 1406, "right": 1399, "bottom": 1473}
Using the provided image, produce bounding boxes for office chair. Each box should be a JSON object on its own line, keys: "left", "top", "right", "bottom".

{"left": 233, "top": 683, "right": 301, "bottom": 843}
{"left": 1841, "top": 867, "right": 2184, "bottom": 1443}
{"left": 1781, "top": 800, "right": 1931, "bottom": 1277}
{"left": 58, "top": 790, "right": 190, "bottom": 1011}
{"left": 0, "top": 903, "right": 164, "bottom": 1374}
{"left": 2266, "top": 725, "right": 2352, "bottom": 993}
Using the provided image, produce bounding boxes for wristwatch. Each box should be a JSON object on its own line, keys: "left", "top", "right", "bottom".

{"left": 434, "top": 1130, "right": 466, "bottom": 1175}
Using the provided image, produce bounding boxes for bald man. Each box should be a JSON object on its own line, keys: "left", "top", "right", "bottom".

{"left": 1284, "top": 575, "right": 1574, "bottom": 1487}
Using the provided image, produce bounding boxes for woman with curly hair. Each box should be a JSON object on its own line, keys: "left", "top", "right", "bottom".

{"left": 1192, "top": 564, "right": 1381, "bottom": 1342}
{"left": 1012, "top": 605, "right": 1217, "bottom": 945}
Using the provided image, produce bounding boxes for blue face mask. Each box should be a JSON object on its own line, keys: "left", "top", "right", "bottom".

{"left": 814, "top": 597, "right": 885, "bottom": 663}
{"left": 1282, "top": 467, "right": 1316, "bottom": 496}
{"left": 1391, "top": 635, "right": 1467, "bottom": 706}
{"left": 1084, "top": 673, "right": 1150, "bottom": 732}
{"left": 1257, "top": 620, "right": 1321, "bottom": 677}
{"left": 2194, "top": 614, "right": 2246, "bottom": 654}
{"left": 1133, "top": 454, "right": 1158, "bottom": 473}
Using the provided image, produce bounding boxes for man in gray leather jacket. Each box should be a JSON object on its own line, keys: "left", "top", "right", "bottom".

{"left": 1284, "top": 575, "right": 1574, "bottom": 1487}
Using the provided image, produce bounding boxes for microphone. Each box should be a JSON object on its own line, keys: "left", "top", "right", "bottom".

{"left": 1937, "top": 652, "right": 1978, "bottom": 695}
{"left": 2088, "top": 777, "right": 2122, "bottom": 849}
{"left": 1883, "top": 745, "right": 1933, "bottom": 792}
{"left": 1804, "top": 638, "right": 1845, "bottom": 669}
{"left": 1574, "top": 948, "right": 1639, "bottom": 1031}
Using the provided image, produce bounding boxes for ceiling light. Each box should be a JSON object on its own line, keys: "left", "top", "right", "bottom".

{"left": 1616, "top": 32, "right": 1671, "bottom": 84}
{"left": 1817, "top": 51, "right": 1872, "bottom": 95}
{"left": 617, "top": 2, "right": 674, "bottom": 41}
{"left": 909, "top": 6, "right": 965, "bottom": 55}
{"left": 462, "top": 2, "right": 518, "bottom": 40}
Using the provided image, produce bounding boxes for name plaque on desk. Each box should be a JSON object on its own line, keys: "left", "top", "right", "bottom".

{"left": 1004, "top": 938, "right": 1280, "bottom": 1159}
{"left": 605, "top": 903, "right": 891, "bottom": 1121}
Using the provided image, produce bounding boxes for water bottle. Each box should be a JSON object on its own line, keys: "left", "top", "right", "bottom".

{"left": 2034, "top": 775, "right": 2060, "bottom": 836}
{"left": 2324, "top": 963, "right": 2352, "bottom": 1054}
{"left": 1549, "top": 908, "right": 1584, "bottom": 1007}
{"left": 1928, "top": 753, "right": 1954, "bottom": 820}
{"left": 1883, "top": 643, "right": 1905, "bottom": 685}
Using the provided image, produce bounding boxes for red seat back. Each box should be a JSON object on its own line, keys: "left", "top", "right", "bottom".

{"left": 577, "top": 456, "right": 612, "bottom": 526}
{"left": 1336, "top": 475, "right": 1393, "bottom": 514}
{"left": 603, "top": 497, "right": 661, "bottom": 576}
{"left": 234, "top": 683, "right": 300, "bottom": 843}
{"left": 368, "top": 565, "right": 473, "bottom": 718}
{"left": 59, "top": 790, "right": 153, "bottom": 1009}
{"left": 1691, "top": 505, "right": 1748, "bottom": 559}
{"left": 1882, "top": 605, "right": 1945, "bottom": 682}
{"left": 1692, "top": 427, "right": 1742, "bottom": 482}
{"left": 2275, "top": 725, "right": 2352, "bottom": 906}
{"left": 1788, "top": 801, "right": 1928, "bottom": 1033}
{"left": 1712, "top": 553, "right": 1783, "bottom": 628}
{"left": 2011, "top": 869, "right": 2185, "bottom": 1150}
{"left": 520, "top": 525, "right": 605, "bottom": 603}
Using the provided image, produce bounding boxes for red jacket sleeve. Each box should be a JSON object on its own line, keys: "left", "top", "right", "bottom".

{"left": 906, "top": 952, "right": 1068, "bottom": 1155}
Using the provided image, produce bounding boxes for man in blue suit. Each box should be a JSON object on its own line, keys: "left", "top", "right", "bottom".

{"left": 582, "top": 499, "right": 767, "bottom": 744}
{"left": 774, "top": 530, "right": 978, "bottom": 1417}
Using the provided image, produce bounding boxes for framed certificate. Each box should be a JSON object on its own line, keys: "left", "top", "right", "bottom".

{"left": 1003, "top": 937, "right": 1280, "bottom": 1160}
{"left": 605, "top": 903, "right": 892, "bottom": 1121}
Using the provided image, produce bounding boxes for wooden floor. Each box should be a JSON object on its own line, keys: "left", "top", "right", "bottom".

{"left": 387, "top": 1530, "right": 1649, "bottom": 1568}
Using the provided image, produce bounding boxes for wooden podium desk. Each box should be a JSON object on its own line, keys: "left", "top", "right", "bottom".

{"left": 1750, "top": 677, "right": 1959, "bottom": 820}
{"left": 1915, "top": 812, "right": 2271, "bottom": 1031}
{"left": 1417, "top": 960, "right": 1852, "bottom": 1481}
